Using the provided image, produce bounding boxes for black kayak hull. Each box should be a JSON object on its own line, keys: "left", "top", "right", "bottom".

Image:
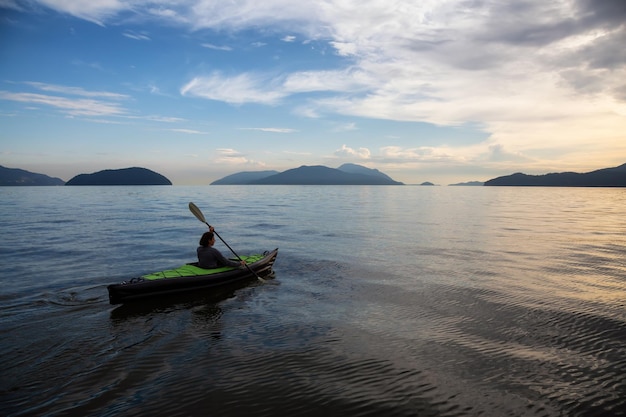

{"left": 107, "top": 248, "right": 278, "bottom": 305}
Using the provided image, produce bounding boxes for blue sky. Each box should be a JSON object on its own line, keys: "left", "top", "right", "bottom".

{"left": 1, "top": 0, "right": 625, "bottom": 185}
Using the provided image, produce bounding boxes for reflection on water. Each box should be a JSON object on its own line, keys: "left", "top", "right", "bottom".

{"left": 1, "top": 186, "right": 625, "bottom": 417}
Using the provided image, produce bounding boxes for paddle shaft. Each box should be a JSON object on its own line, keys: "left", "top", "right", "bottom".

{"left": 189, "top": 202, "right": 265, "bottom": 282}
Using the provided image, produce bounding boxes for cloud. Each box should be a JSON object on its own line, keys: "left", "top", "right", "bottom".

{"left": 22, "top": 81, "right": 129, "bottom": 100}
{"left": 170, "top": 0, "right": 625, "bottom": 141}
{"left": 214, "top": 148, "right": 265, "bottom": 166}
{"left": 283, "top": 69, "right": 372, "bottom": 94}
{"left": 22, "top": 0, "right": 626, "bottom": 168}
{"left": 1, "top": 0, "right": 28, "bottom": 12}
{"left": 238, "top": 127, "right": 297, "bottom": 133}
{"left": 283, "top": 150, "right": 312, "bottom": 156}
{"left": 215, "top": 148, "right": 247, "bottom": 164}
{"left": 334, "top": 144, "right": 370, "bottom": 159}
{"left": 576, "top": 0, "right": 626, "bottom": 28}
{"left": 333, "top": 122, "right": 357, "bottom": 132}
{"left": 123, "top": 30, "right": 151, "bottom": 41}
{"left": 184, "top": 1, "right": 322, "bottom": 32}
{"left": 0, "top": 82, "right": 190, "bottom": 124}
{"left": 180, "top": 72, "right": 287, "bottom": 105}
{"left": 147, "top": 6, "right": 188, "bottom": 23}
{"left": 168, "top": 128, "right": 208, "bottom": 134}
{"left": 379, "top": 145, "right": 456, "bottom": 163}
{"left": 32, "top": 0, "right": 128, "bottom": 26}
{"left": 144, "top": 115, "right": 186, "bottom": 123}
{"left": 180, "top": 68, "right": 372, "bottom": 110}
{"left": 485, "top": 144, "right": 532, "bottom": 163}
{"left": 330, "top": 41, "right": 357, "bottom": 56}
{"left": 201, "top": 43, "right": 233, "bottom": 51}
{"left": 70, "top": 59, "right": 105, "bottom": 71}
{"left": 281, "top": 35, "right": 296, "bottom": 42}
{"left": 0, "top": 91, "right": 126, "bottom": 117}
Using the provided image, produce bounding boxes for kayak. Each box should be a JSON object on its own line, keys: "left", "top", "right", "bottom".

{"left": 107, "top": 248, "right": 278, "bottom": 305}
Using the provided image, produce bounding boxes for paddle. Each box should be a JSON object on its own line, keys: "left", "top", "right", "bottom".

{"left": 188, "top": 202, "right": 265, "bottom": 283}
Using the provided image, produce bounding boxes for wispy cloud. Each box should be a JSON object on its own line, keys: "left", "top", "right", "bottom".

{"left": 180, "top": 72, "right": 286, "bottom": 105}
{"left": 123, "top": 30, "right": 151, "bottom": 41}
{"left": 70, "top": 59, "right": 105, "bottom": 71}
{"left": 334, "top": 144, "right": 371, "bottom": 159}
{"left": 144, "top": 115, "right": 185, "bottom": 123}
{"left": 378, "top": 145, "right": 457, "bottom": 164}
{"left": 283, "top": 69, "right": 372, "bottom": 94}
{"left": 32, "top": 0, "right": 129, "bottom": 26}
{"left": 168, "top": 128, "right": 208, "bottom": 134}
{"left": 0, "top": 82, "right": 188, "bottom": 124}
{"left": 329, "top": 41, "right": 356, "bottom": 56}
{"left": 486, "top": 144, "right": 533, "bottom": 163}
{"left": 147, "top": 7, "right": 187, "bottom": 23}
{"left": 283, "top": 150, "right": 312, "bottom": 156}
{"left": 214, "top": 148, "right": 265, "bottom": 166}
{"left": 333, "top": 122, "right": 357, "bottom": 132}
{"left": 181, "top": 68, "right": 371, "bottom": 107}
{"left": 0, "top": 0, "right": 26, "bottom": 12}
{"left": 238, "top": 127, "right": 297, "bottom": 133}
{"left": 22, "top": 81, "right": 129, "bottom": 100}
{"left": 0, "top": 91, "right": 126, "bottom": 117}
{"left": 201, "top": 43, "right": 233, "bottom": 51}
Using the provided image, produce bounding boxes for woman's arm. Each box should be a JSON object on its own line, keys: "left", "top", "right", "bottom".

{"left": 213, "top": 248, "right": 242, "bottom": 267}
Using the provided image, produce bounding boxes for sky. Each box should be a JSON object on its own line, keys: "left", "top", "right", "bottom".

{"left": 1, "top": 0, "right": 625, "bottom": 185}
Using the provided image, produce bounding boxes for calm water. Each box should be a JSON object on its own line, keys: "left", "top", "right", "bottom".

{"left": 1, "top": 186, "right": 625, "bottom": 417}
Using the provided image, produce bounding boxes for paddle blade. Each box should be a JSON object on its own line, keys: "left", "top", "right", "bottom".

{"left": 188, "top": 202, "right": 207, "bottom": 224}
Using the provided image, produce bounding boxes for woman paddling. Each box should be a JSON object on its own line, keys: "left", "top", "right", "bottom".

{"left": 197, "top": 226, "right": 246, "bottom": 269}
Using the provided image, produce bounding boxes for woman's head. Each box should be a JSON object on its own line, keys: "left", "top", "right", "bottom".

{"left": 199, "top": 231, "right": 214, "bottom": 247}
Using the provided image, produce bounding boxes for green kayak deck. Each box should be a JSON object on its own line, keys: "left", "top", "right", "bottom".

{"left": 142, "top": 253, "right": 267, "bottom": 280}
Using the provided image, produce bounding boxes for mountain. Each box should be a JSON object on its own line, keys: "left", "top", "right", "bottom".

{"left": 212, "top": 164, "right": 403, "bottom": 185}
{"left": 337, "top": 163, "right": 399, "bottom": 183}
{"left": 65, "top": 167, "right": 172, "bottom": 185}
{"left": 0, "top": 165, "right": 65, "bottom": 186}
{"left": 252, "top": 165, "right": 403, "bottom": 185}
{"left": 449, "top": 181, "right": 484, "bottom": 186}
{"left": 210, "top": 170, "right": 280, "bottom": 185}
{"left": 484, "top": 163, "right": 626, "bottom": 187}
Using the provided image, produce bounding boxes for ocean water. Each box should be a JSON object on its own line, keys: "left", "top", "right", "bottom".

{"left": 1, "top": 185, "right": 625, "bottom": 417}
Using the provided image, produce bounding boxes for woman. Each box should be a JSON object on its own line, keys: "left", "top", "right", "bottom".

{"left": 197, "top": 226, "right": 246, "bottom": 269}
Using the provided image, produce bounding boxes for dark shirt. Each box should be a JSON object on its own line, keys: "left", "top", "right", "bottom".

{"left": 197, "top": 246, "right": 240, "bottom": 269}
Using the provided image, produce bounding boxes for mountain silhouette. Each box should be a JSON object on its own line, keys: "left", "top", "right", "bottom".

{"left": 211, "top": 170, "right": 280, "bottom": 185}
{"left": 449, "top": 181, "right": 484, "bottom": 186}
{"left": 65, "top": 167, "right": 172, "bottom": 185}
{"left": 0, "top": 165, "right": 65, "bottom": 186}
{"left": 212, "top": 164, "right": 403, "bottom": 185}
{"left": 484, "top": 163, "right": 626, "bottom": 186}
{"left": 336, "top": 163, "right": 400, "bottom": 183}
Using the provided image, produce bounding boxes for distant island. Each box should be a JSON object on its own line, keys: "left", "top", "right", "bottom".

{"left": 484, "top": 163, "right": 626, "bottom": 187}
{"left": 449, "top": 181, "right": 484, "bottom": 186}
{"left": 5, "top": 162, "right": 624, "bottom": 187}
{"left": 65, "top": 167, "right": 172, "bottom": 186}
{"left": 0, "top": 165, "right": 65, "bottom": 186}
{"left": 211, "top": 163, "right": 403, "bottom": 185}
{"left": 211, "top": 170, "right": 281, "bottom": 185}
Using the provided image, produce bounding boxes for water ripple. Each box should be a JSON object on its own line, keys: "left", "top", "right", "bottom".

{"left": 2, "top": 186, "right": 626, "bottom": 417}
